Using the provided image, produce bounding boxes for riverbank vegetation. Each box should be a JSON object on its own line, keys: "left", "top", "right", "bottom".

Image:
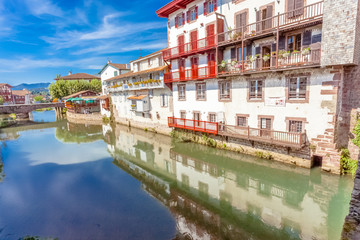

{"left": 341, "top": 118, "right": 360, "bottom": 177}
{"left": 49, "top": 79, "right": 102, "bottom": 99}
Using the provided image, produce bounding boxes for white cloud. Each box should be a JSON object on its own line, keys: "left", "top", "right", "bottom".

{"left": 25, "top": 0, "right": 64, "bottom": 17}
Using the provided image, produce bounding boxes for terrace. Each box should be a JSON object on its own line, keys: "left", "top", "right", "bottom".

{"left": 164, "top": 65, "right": 216, "bottom": 83}
{"left": 168, "top": 117, "right": 307, "bottom": 148}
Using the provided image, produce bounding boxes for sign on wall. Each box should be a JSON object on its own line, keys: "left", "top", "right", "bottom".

{"left": 265, "top": 97, "right": 286, "bottom": 107}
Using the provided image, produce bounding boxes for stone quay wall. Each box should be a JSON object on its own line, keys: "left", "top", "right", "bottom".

{"left": 66, "top": 111, "right": 103, "bottom": 125}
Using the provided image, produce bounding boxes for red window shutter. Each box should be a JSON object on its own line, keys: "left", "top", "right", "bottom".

{"left": 204, "top": 2, "right": 208, "bottom": 15}
{"left": 195, "top": 6, "right": 198, "bottom": 19}
{"left": 214, "top": 0, "right": 217, "bottom": 11}
{"left": 175, "top": 16, "right": 178, "bottom": 28}
{"left": 187, "top": 10, "right": 190, "bottom": 23}
{"left": 182, "top": 13, "right": 185, "bottom": 25}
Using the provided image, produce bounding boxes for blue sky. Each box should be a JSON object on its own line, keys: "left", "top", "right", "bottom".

{"left": 0, "top": 0, "right": 169, "bottom": 85}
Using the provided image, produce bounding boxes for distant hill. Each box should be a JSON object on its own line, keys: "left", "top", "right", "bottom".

{"left": 12, "top": 83, "right": 50, "bottom": 91}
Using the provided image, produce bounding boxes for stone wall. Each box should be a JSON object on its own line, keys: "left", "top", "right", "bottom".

{"left": 321, "top": 0, "right": 360, "bottom": 66}
{"left": 66, "top": 111, "right": 103, "bottom": 125}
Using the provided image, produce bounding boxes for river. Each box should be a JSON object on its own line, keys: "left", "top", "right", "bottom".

{"left": 0, "top": 110, "right": 354, "bottom": 240}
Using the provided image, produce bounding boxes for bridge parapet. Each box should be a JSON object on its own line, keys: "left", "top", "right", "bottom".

{"left": 0, "top": 103, "right": 65, "bottom": 114}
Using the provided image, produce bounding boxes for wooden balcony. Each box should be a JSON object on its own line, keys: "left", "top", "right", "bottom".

{"left": 218, "top": 124, "right": 307, "bottom": 148}
{"left": 168, "top": 117, "right": 218, "bottom": 135}
{"left": 164, "top": 65, "right": 217, "bottom": 83}
{"left": 217, "top": 1, "right": 324, "bottom": 47}
{"left": 162, "top": 35, "right": 216, "bottom": 61}
{"left": 218, "top": 49, "right": 321, "bottom": 76}
{"left": 168, "top": 117, "right": 307, "bottom": 148}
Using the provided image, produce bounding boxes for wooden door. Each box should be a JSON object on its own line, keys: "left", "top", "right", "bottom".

{"left": 178, "top": 35, "right": 185, "bottom": 54}
{"left": 207, "top": 52, "right": 216, "bottom": 76}
{"left": 191, "top": 57, "right": 199, "bottom": 79}
{"left": 190, "top": 30, "right": 198, "bottom": 52}
{"left": 206, "top": 24, "right": 215, "bottom": 47}
{"left": 178, "top": 59, "right": 185, "bottom": 80}
{"left": 260, "top": 118, "right": 272, "bottom": 137}
{"left": 262, "top": 46, "right": 271, "bottom": 69}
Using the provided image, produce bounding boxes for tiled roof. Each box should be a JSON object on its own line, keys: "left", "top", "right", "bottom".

{"left": 97, "top": 95, "right": 109, "bottom": 100}
{"left": 55, "top": 73, "right": 100, "bottom": 80}
{"left": 130, "top": 49, "right": 166, "bottom": 63}
{"left": 63, "top": 90, "right": 98, "bottom": 99}
{"left": 109, "top": 63, "right": 128, "bottom": 70}
{"left": 128, "top": 95, "right": 148, "bottom": 100}
{"left": 0, "top": 83, "right": 13, "bottom": 88}
{"left": 12, "top": 90, "right": 31, "bottom": 96}
{"left": 105, "top": 65, "right": 167, "bottom": 82}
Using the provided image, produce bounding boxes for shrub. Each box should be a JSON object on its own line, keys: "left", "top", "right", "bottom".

{"left": 102, "top": 115, "right": 110, "bottom": 124}
{"left": 341, "top": 148, "right": 358, "bottom": 177}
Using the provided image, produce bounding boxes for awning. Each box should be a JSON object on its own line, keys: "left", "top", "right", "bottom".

{"left": 128, "top": 95, "right": 148, "bottom": 100}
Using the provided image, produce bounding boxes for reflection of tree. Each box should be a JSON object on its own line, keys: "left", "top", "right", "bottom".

{"left": 55, "top": 123, "right": 103, "bottom": 144}
{"left": 20, "top": 236, "right": 58, "bottom": 240}
{"left": 0, "top": 161, "right": 4, "bottom": 182}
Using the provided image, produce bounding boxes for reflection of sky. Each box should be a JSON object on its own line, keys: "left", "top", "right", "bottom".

{"left": 14, "top": 128, "right": 110, "bottom": 166}
{"left": 0, "top": 128, "right": 176, "bottom": 239}
{"left": 32, "top": 110, "right": 56, "bottom": 123}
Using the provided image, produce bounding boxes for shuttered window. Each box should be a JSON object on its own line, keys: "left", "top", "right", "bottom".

{"left": 235, "top": 11, "right": 247, "bottom": 31}
{"left": 289, "top": 77, "right": 307, "bottom": 99}
{"left": 249, "top": 80, "right": 263, "bottom": 99}
{"left": 204, "top": 0, "right": 217, "bottom": 15}
{"left": 287, "top": 0, "right": 304, "bottom": 18}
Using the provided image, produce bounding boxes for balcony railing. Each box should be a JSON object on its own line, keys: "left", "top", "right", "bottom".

{"left": 164, "top": 65, "right": 217, "bottom": 83}
{"left": 218, "top": 124, "right": 306, "bottom": 148}
{"left": 168, "top": 117, "right": 218, "bottom": 135}
{"left": 218, "top": 1, "right": 323, "bottom": 46}
{"left": 218, "top": 49, "right": 321, "bottom": 76}
{"left": 163, "top": 35, "right": 217, "bottom": 61}
{"left": 168, "top": 117, "right": 306, "bottom": 148}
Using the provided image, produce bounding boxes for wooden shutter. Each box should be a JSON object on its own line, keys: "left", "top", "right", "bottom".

{"left": 241, "top": 12, "right": 247, "bottom": 31}
{"left": 294, "top": 0, "right": 304, "bottom": 16}
{"left": 231, "top": 48, "right": 236, "bottom": 59}
{"left": 302, "top": 31, "right": 312, "bottom": 46}
{"left": 195, "top": 6, "right": 198, "bottom": 19}
{"left": 278, "top": 36, "right": 286, "bottom": 50}
{"left": 175, "top": 16, "right": 178, "bottom": 28}
{"left": 186, "top": 10, "right": 190, "bottom": 23}
{"left": 246, "top": 45, "right": 252, "bottom": 57}
{"left": 256, "top": 10, "right": 261, "bottom": 32}
{"left": 287, "top": 0, "right": 295, "bottom": 18}
{"left": 214, "top": 0, "right": 217, "bottom": 11}
{"left": 182, "top": 13, "right": 185, "bottom": 25}
{"left": 266, "top": 5, "right": 273, "bottom": 29}
{"left": 235, "top": 13, "right": 241, "bottom": 29}
{"left": 204, "top": 2, "right": 208, "bottom": 15}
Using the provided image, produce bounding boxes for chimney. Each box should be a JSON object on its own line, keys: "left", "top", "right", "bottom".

{"left": 107, "top": 57, "right": 111, "bottom": 64}
{"left": 68, "top": 71, "right": 72, "bottom": 76}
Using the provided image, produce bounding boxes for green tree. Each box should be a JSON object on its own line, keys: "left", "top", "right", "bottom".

{"left": 49, "top": 79, "right": 102, "bottom": 99}
{"left": 34, "top": 96, "right": 44, "bottom": 102}
{"left": 0, "top": 96, "right": 4, "bottom": 105}
{"left": 90, "top": 79, "right": 102, "bottom": 93}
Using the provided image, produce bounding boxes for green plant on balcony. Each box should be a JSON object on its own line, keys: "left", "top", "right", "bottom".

{"left": 219, "top": 60, "right": 227, "bottom": 73}
{"left": 302, "top": 47, "right": 310, "bottom": 55}
{"left": 263, "top": 54, "right": 270, "bottom": 62}
{"left": 232, "top": 32, "right": 242, "bottom": 41}
{"left": 231, "top": 60, "right": 237, "bottom": 66}
{"left": 279, "top": 50, "right": 290, "bottom": 58}
{"left": 292, "top": 50, "right": 300, "bottom": 55}
{"left": 249, "top": 54, "right": 259, "bottom": 63}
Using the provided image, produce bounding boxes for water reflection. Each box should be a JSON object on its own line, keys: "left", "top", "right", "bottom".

{"left": 105, "top": 124, "right": 353, "bottom": 240}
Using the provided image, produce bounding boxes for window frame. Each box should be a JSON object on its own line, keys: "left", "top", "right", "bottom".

{"left": 160, "top": 94, "right": 168, "bottom": 107}
{"left": 218, "top": 80, "right": 232, "bottom": 102}
{"left": 180, "top": 110, "right": 187, "bottom": 119}
{"left": 285, "top": 74, "right": 310, "bottom": 103}
{"left": 285, "top": 117, "right": 307, "bottom": 133}
{"left": 248, "top": 78, "right": 264, "bottom": 102}
{"left": 236, "top": 114, "right": 249, "bottom": 127}
{"left": 208, "top": 112, "right": 217, "bottom": 122}
{"left": 196, "top": 82, "right": 206, "bottom": 101}
{"left": 178, "top": 84, "right": 186, "bottom": 101}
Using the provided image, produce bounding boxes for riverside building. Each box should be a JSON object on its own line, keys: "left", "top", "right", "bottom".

{"left": 156, "top": 0, "right": 360, "bottom": 173}
{"left": 102, "top": 50, "right": 173, "bottom": 134}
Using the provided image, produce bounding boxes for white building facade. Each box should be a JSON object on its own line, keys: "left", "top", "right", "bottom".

{"left": 103, "top": 50, "right": 173, "bottom": 134}
{"left": 157, "top": 0, "right": 360, "bottom": 173}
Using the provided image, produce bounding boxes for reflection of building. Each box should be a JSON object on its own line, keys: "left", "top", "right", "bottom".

{"left": 56, "top": 122, "right": 103, "bottom": 144}
{"left": 102, "top": 50, "right": 173, "bottom": 134}
{"left": 104, "top": 124, "right": 352, "bottom": 240}
{"left": 155, "top": 0, "right": 360, "bottom": 174}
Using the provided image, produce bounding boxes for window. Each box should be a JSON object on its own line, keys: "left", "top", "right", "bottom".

{"left": 187, "top": 7, "right": 198, "bottom": 23}
{"left": 204, "top": 0, "right": 217, "bottom": 15}
{"left": 114, "top": 71, "right": 118, "bottom": 76}
{"left": 175, "top": 13, "right": 185, "bottom": 28}
{"left": 288, "top": 34, "right": 302, "bottom": 52}
{"left": 235, "top": 11, "right": 247, "bottom": 31}
{"left": 289, "top": 120, "right": 303, "bottom": 133}
{"left": 196, "top": 83, "right": 206, "bottom": 100}
{"left": 209, "top": 113, "right": 216, "bottom": 122}
{"left": 193, "top": 112, "right": 201, "bottom": 121}
{"left": 148, "top": 89, "right": 153, "bottom": 98}
{"left": 249, "top": 79, "right": 263, "bottom": 99}
{"left": 237, "top": 116, "right": 247, "bottom": 127}
{"left": 219, "top": 81, "right": 231, "bottom": 100}
{"left": 288, "top": 77, "right": 307, "bottom": 99}
{"left": 148, "top": 58, "right": 152, "bottom": 66}
{"left": 160, "top": 94, "right": 168, "bottom": 107}
{"left": 178, "top": 84, "right": 186, "bottom": 100}
{"left": 180, "top": 111, "right": 187, "bottom": 119}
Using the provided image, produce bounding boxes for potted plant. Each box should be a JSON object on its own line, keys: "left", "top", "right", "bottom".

{"left": 263, "top": 54, "right": 270, "bottom": 62}
{"left": 301, "top": 47, "right": 310, "bottom": 55}
{"left": 249, "top": 55, "right": 257, "bottom": 63}
{"left": 220, "top": 60, "right": 227, "bottom": 73}
{"left": 282, "top": 50, "right": 290, "bottom": 58}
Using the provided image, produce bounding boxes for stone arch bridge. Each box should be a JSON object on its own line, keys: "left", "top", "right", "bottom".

{"left": 0, "top": 103, "right": 65, "bottom": 119}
